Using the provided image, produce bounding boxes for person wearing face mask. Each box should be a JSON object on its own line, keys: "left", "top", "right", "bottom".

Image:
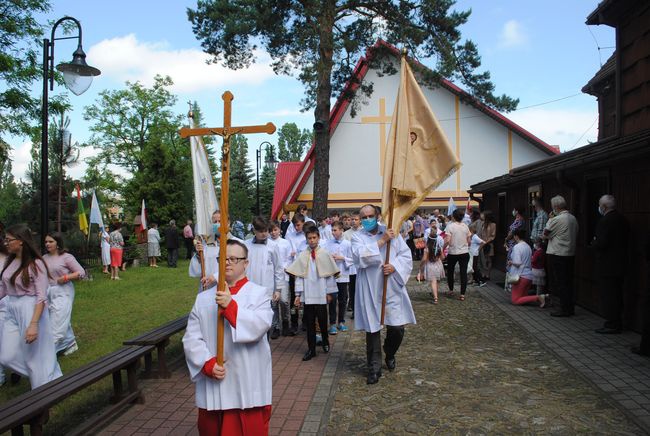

{"left": 351, "top": 204, "right": 415, "bottom": 385}
{"left": 543, "top": 195, "right": 579, "bottom": 317}
{"left": 591, "top": 195, "right": 629, "bottom": 334}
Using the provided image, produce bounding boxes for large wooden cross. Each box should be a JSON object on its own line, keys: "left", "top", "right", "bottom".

{"left": 180, "top": 91, "right": 276, "bottom": 366}
{"left": 361, "top": 97, "right": 392, "bottom": 175}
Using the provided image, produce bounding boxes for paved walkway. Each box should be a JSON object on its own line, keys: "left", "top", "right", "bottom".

{"left": 97, "top": 277, "right": 650, "bottom": 435}
{"left": 481, "top": 282, "right": 650, "bottom": 431}
{"left": 97, "top": 329, "right": 344, "bottom": 436}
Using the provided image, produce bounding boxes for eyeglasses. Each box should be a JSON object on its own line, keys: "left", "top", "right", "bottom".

{"left": 224, "top": 257, "right": 247, "bottom": 265}
{"left": 3, "top": 237, "right": 18, "bottom": 244}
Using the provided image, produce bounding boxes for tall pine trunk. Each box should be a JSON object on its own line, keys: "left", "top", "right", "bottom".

{"left": 312, "top": 1, "right": 335, "bottom": 220}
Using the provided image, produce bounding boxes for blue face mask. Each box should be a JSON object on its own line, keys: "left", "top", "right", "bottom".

{"left": 361, "top": 217, "right": 378, "bottom": 232}
{"left": 213, "top": 223, "right": 220, "bottom": 237}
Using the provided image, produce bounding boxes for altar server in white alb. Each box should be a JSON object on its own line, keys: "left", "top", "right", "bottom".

{"left": 0, "top": 224, "right": 62, "bottom": 389}
{"left": 43, "top": 232, "right": 85, "bottom": 355}
{"left": 269, "top": 220, "right": 292, "bottom": 338}
{"left": 351, "top": 205, "right": 415, "bottom": 385}
{"left": 242, "top": 217, "right": 285, "bottom": 300}
{"left": 183, "top": 239, "right": 273, "bottom": 435}
{"left": 190, "top": 210, "right": 241, "bottom": 291}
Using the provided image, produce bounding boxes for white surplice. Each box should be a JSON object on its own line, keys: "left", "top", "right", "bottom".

{"left": 189, "top": 243, "right": 220, "bottom": 291}
{"left": 323, "top": 238, "right": 355, "bottom": 282}
{"left": 243, "top": 238, "right": 286, "bottom": 297}
{"left": 351, "top": 225, "right": 416, "bottom": 333}
{"left": 182, "top": 280, "right": 273, "bottom": 410}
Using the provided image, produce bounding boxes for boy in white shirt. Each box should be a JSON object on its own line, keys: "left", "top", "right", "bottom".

{"left": 270, "top": 220, "right": 292, "bottom": 337}
{"left": 287, "top": 226, "right": 339, "bottom": 361}
{"left": 324, "top": 221, "right": 354, "bottom": 333}
{"left": 318, "top": 217, "right": 333, "bottom": 241}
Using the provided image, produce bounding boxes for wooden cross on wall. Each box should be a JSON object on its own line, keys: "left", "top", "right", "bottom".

{"left": 179, "top": 91, "right": 275, "bottom": 365}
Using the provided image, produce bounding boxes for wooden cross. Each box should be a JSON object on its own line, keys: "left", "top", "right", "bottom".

{"left": 180, "top": 91, "right": 276, "bottom": 366}
{"left": 361, "top": 97, "right": 392, "bottom": 175}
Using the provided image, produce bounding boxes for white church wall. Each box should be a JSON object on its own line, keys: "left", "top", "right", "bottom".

{"left": 512, "top": 133, "right": 552, "bottom": 168}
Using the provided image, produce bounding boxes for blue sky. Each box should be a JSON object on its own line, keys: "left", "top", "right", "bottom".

{"left": 8, "top": 0, "right": 614, "bottom": 181}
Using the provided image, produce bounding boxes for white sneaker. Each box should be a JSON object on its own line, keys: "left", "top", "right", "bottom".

{"left": 63, "top": 341, "right": 79, "bottom": 356}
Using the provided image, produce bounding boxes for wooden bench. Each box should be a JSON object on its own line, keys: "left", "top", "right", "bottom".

{"left": 0, "top": 345, "right": 154, "bottom": 436}
{"left": 123, "top": 314, "right": 189, "bottom": 379}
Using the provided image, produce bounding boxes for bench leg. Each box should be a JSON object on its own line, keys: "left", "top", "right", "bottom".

{"left": 28, "top": 410, "right": 48, "bottom": 436}
{"left": 143, "top": 352, "right": 153, "bottom": 378}
{"left": 111, "top": 370, "right": 124, "bottom": 403}
{"left": 127, "top": 362, "right": 145, "bottom": 404}
{"left": 157, "top": 339, "right": 171, "bottom": 379}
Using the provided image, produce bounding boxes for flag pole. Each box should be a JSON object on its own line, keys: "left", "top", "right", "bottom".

{"left": 380, "top": 188, "right": 395, "bottom": 326}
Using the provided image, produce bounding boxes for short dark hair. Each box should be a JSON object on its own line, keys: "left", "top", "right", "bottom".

{"left": 512, "top": 228, "right": 527, "bottom": 240}
{"left": 331, "top": 221, "right": 344, "bottom": 230}
{"left": 297, "top": 203, "right": 308, "bottom": 213}
{"left": 303, "top": 223, "right": 320, "bottom": 238}
{"left": 292, "top": 213, "right": 305, "bottom": 225}
{"left": 452, "top": 209, "right": 464, "bottom": 222}
{"left": 269, "top": 220, "right": 280, "bottom": 230}
{"left": 252, "top": 216, "right": 270, "bottom": 232}
{"left": 227, "top": 239, "right": 248, "bottom": 258}
{"left": 330, "top": 210, "right": 340, "bottom": 217}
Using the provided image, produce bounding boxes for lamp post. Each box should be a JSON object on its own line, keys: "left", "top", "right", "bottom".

{"left": 41, "top": 16, "right": 100, "bottom": 244}
{"left": 256, "top": 141, "right": 278, "bottom": 216}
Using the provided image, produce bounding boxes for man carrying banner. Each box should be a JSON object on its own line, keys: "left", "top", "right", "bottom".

{"left": 352, "top": 52, "right": 460, "bottom": 385}
{"left": 351, "top": 204, "right": 414, "bottom": 384}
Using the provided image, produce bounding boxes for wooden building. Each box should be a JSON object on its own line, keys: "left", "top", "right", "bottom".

{"left": 470, "top": 0, "right": 650, "bottom": 330}
{"left": 271, "top": 40, "right": 558, "bottom": 218}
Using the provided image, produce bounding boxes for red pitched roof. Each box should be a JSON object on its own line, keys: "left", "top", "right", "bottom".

{"left": 271, "top": 162, "right": 303, "bottom": 218}
{"left": 272, "top": 39, "right": 559, "bottom": 217}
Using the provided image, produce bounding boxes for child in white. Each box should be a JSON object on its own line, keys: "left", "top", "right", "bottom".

{"left": 324, "top": 222, "right": 354, "bottom": 333}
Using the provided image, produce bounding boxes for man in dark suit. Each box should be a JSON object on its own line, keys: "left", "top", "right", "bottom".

{"left": 280, "top": 213, "right": 290, "bottom": 238}
{"left": 165, "top": 219, "right": 180, "bottom": 268}
{"left": 592, "top": 195, "right": 630, "bottom": 334}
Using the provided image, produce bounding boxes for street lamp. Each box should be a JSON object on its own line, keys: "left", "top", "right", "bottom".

{"left": 256, "top": 141, "right": 279, "bottom": 216}
{"left": 41, "top": 16, "right": 100, "bottom": 244}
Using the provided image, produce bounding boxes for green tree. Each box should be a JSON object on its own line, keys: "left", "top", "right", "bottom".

{"left": 259, "top": 142, "right": 277, "bottom": 218}
{"left": 228, "top": 134, "right": 254, "bottom": 223}
{"left": 0, "top": 0, "right": 51, "bottom": 145}
{"left": 187, "top": 0, "right": 519, "bottom": 218}
{"left": 83, "top": 75, "right": 181, "bottom": 173}
{"left": 277, "top": 122, "right": 311, "bottom": 162}
{"left": 0, "top": 160, "right": 22, "bottom": 226}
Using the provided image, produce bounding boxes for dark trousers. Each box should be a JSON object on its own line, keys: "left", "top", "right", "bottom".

{"left": 348, "top": 274, "right": 356, "bottom": 311}
{"left": 184, "top": 238, "right": 194, "bottom": 259}
{"left": 447, "top": 253, "right": 470, "bottom": 295}
{"left": 600, "top": 275, "right": 624, "bottom": 329}
{"left": 289, "top": 275, "right": 298, "bottom": 328}
{"left": 304, "top": 304, "right": 328, "bottom": 352}
{"left": 548, "top": 254, "right": 575, "bottom": 314}
{"left": 167, "top": 248, "right": 178, "bottom": 267}
{"left": 366, "top": 326, "right": 405, "bottom": 374}
{"left": 328, "top": 282, "right": 349, "bottom": 324}
{"left": 472, "top": 255, "right": 482, "bottom": 283}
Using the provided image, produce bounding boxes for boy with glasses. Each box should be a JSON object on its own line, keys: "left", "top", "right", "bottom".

{"left": 183, "top": 240, "right": 273, "bottom": 435}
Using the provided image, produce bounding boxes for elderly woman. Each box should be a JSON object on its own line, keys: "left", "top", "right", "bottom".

{"left": 109, "top": 222, "right": 125, "bottom": 280}
{"left": 0, "top": 224, "right": 62, "bottom": 388}
{"left": 100, "top": 227, "right": 111, "bottom": 274}
{"left": 507, "top": 228, "right": 548, "bottom": 307}
{"left": 147, "top": 223, "right": 161, "bottom": 268}
{"left": 444, "top": 209, "right": 471, "bottom": 301}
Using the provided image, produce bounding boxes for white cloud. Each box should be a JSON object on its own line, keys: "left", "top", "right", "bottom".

{"left": 498, "top": 20, "right": 528, "bottom": 48}
{"left": 87, "top": 34, "right": 277, "bottom": 93}
{"left": 508, "top": 108, "right": 599, "bottom": 152}
{"left": 10, "top": 140, "right": 33, "bottom": 182}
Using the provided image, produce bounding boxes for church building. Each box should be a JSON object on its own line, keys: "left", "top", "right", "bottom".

{"left": 272, "top": 40, "right": 559, "bottom": 217}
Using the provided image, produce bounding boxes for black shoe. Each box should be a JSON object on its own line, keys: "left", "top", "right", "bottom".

{"left": 270, "top": 328, "right": 280, "bottom": 339}
{"left": 282, "top": 321, "right": 290, "bottom": 337}
{"left": 322, "top": 343, "right": 330, "bottom": 353}
{"left": 595, "top": 327, "right": 621, "bottom": 334}
{"left": 385, "top": 356, "right": 396, "bottom": 371}
{"left": 631, "top": 346, "right": 650, "bottom": 356}
{"left": 367, "top": 372, "right": 380, "bottom": 385}
{"left": 302, "top": 350, "right": 316, "bottom": 361}
{"left": 550, "top": 311, "right": 573, "bottom": 317}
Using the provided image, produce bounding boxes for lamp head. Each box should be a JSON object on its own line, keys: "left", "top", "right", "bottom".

{"left": 56, "top": 45, "right": 101, "bottom": 96}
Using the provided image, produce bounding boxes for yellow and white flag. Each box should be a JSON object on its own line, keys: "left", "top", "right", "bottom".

{"left": 381, "top": 56, "right": 461, "bottom": 232}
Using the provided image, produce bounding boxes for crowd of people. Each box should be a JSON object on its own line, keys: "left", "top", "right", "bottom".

{"left": 1, "top": 192, "right": 644, "bottom": 435}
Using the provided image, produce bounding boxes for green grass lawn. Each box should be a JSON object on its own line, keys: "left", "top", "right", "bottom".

{"left": 0, "top": 259, "right": 198, "bottom": 434}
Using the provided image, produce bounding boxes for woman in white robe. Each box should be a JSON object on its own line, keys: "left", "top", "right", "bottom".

{"left": 100, "top": 227, "right": 111, "bottom": 274}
